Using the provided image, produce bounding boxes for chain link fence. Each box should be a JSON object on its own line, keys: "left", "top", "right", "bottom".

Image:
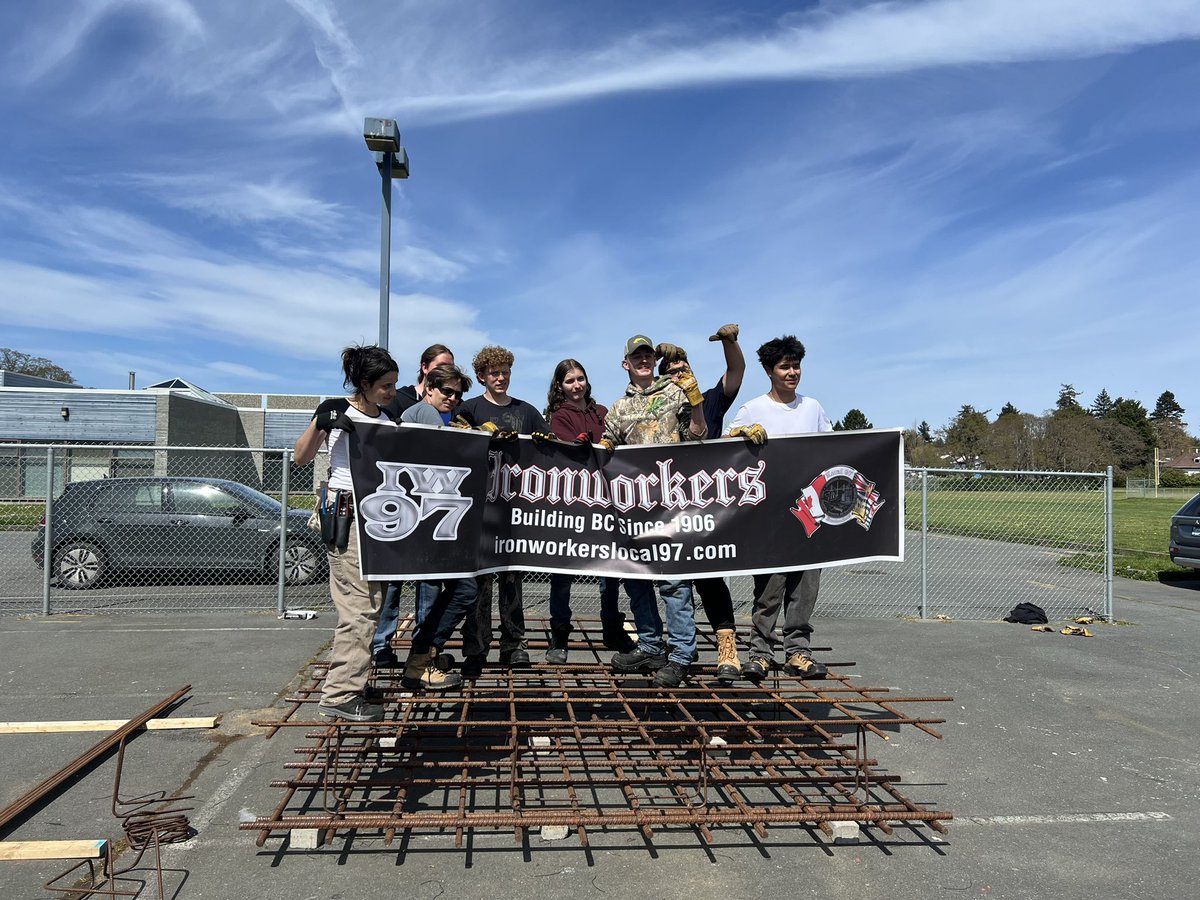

{"left": 1, "top": 446, "right": 1111, "bottom": 621}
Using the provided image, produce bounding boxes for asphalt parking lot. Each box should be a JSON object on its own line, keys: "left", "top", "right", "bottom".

{"left": 1, "top": 574, "right": 1197, "bottom": 900}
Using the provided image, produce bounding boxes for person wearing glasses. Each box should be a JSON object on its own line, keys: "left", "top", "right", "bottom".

{"left": 455, "top": 346, "right": 550, "bottom": 676}
{"left": 396, "top": 363, "right": 479, "bottom": 691}
{"left": 373, "top": 343, "right": 456, "bottom": 668}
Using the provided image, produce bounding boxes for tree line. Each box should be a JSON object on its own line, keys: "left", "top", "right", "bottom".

{"left": 896, "top": 385, "right": 1195, "bottom": 482}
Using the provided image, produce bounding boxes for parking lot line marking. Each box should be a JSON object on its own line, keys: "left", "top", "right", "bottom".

{"left": 962, "top": 812, "right": 1171, "bottom": 826}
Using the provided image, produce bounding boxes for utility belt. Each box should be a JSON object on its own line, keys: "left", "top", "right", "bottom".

{"left": 318, "top": 486, "right": 354, "bottom": 551}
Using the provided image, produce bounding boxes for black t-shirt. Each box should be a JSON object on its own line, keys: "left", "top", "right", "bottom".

{"left": 457, "top": 395, "right": 548, "bottom": 434}
{"left": 386, "top": 385, "right": 420, "bottom": 418}
{"left": 702, "top": 377, "right": 736, "bottom": 438}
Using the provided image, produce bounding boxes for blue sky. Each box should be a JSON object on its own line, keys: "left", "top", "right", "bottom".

{"left": 1, "top": 0, "right": 1197, "bottom": 433}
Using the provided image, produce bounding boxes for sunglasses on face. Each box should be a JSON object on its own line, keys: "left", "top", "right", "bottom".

{"left": 433, "top": 386, "right": 463, "bottom": 399}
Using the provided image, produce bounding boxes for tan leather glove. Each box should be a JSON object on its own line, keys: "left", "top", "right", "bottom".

{"left": 449, "top": 415, "right": 474, "bottom": 429}
{"left": 599, "top": 438, "right": 616, "bottom": 453}
{"left": 729, "top": 423, "right": 767, "bottom": 445}
{"left": 477, "top": 421, "right": 499, "bottom": 435}
{"left": 708, "top": 323, "right": 739, "bottom": 343}
{"left": 675, "top": 371, "right": 704, "bottom": 407}
{"left": 654, "top": 342, "right": 685, "bottom": 363}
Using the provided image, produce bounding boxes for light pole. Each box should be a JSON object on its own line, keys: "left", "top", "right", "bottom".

{"left": 363, "top": 117, "right": 410, "bottom": 350}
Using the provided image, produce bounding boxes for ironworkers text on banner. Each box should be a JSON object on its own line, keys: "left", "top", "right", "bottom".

{"left": 348, "top": 423, "right": 904, "bottom": 581}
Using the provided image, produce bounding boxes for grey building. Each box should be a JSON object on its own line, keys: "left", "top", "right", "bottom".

{"left": 0, "top": 374, "right": 327, "bottom": 500}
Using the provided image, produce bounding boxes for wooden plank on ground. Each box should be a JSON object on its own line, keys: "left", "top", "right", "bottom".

{"left": 0, "top": 716, "right": 218, "bottom": 735}
{"left": 0, "top": 839, "right": 107, "bottom": 860}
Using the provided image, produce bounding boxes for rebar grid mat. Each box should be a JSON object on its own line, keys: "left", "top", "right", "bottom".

{"left": 245, "top": 620, "right": 953, "bottom": 850}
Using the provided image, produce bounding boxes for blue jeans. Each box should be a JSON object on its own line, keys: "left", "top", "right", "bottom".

{"left": 624, "top": 578, "right": 697, "bottom": 666}
{"left": 411, "top": 578, "right": 479, "bottom": 655}
{"left": 372, "top": 582, "right": 404, "bottom": 656}
{"left": 548, "top": 575, "right": 624, "bottom": 629}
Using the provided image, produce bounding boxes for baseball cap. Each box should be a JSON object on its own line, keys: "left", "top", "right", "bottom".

{"left": 624, "top": 334, "right": 654, "bottom": 357}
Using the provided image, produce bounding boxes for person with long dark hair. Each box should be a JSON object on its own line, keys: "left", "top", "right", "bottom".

{"left": 542, "top": 360, "right": 635, "bottom": 663}
{"left": 294, "top": 344, "right": 399, "bottom": 722}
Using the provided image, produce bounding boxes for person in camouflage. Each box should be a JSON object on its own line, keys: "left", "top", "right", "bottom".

{"left": 602, "top": 334, "right": 707, "bottom": 688}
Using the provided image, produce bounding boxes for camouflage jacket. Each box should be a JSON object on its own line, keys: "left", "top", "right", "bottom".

{"left": 603, "top": 377, "right": 704, "bottom": 447}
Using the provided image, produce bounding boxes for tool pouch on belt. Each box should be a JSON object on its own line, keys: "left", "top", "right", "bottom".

{"left": 317, "top": 486, "right": 352, "bottom": 550}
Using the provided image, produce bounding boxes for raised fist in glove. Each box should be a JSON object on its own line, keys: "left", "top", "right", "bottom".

{"left": 675, "top": 370, "right": 704, "bottom": 407}
{"left": 708, "top": 323, "right": 739, "bottom": 343}
{"left": 729, "top": 423, "right": 767, "bottom": 445}
{"left": 654, "top": 342, "right": 686, "bottom": 363}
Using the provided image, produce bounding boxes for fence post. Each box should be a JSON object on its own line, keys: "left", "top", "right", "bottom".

{"left": 276, "top": 449, "right": 291, "bottom": 616}
{"left": 920, "top": 468, "right": 928, "bottom": 620}
{"left": 1105, "top": 465, "right": 1114, "bottom": 621}
{"left": 41, "top": 447, "right": 55, "bottom": 616}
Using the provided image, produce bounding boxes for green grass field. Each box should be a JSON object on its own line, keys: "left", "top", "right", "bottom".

{"left": 907, "top": 489, "right": 1194, "bottom": 582}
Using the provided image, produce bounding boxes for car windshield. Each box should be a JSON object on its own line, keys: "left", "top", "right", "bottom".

{"left": 1177, "top": 494, "right": 1200, "bottom": 517}
{"left": 218, "top": 481, "right": 283, "bottom": 514}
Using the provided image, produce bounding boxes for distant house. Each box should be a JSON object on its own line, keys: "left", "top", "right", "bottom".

{"left": 0, "top": 376, "right": 325, "bottom": 500}
{"left": 1163, "top": 448, "right": 1200, "bottom": 477}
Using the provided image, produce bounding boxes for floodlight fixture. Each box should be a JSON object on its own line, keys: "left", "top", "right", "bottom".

{"left": 364, "top": 117, "right": 411, "bottom": 349}
{"left": 363, "top": 117, "right": 400, "bottom": 152}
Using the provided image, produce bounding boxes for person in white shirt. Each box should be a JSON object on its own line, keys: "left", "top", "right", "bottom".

{"left": 294, "top": 345, "right": 399, "bottom": 721}
{"left": 727, "top": 335, "right": 832, "bottom": 681}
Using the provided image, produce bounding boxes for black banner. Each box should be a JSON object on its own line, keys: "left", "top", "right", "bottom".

{"left": 349, "top": 422, "right": 903, "bottom": 580}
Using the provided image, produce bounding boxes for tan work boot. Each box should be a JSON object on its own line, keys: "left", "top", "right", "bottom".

{"left": 421, "top": 659, "right": 463, "bottom": 691}
{"left": 715, "top": 628, "right": 742, "bottom": 684}
{"left": 784, "top": 652, "right": 828, "bottom": 679}
{"left": 401, "top": 649, "right": 432, "bottom": 690}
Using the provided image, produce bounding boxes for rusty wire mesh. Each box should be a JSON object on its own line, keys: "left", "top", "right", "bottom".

{"left": 244, "top": 619, "right": 952, "bottom": 854}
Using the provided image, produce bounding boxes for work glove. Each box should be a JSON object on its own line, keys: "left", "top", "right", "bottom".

{"left": 477, "top": 421, "right": 499, "bottom": 435}
{"left": 675, "top": 370, "right": 704, "bottom": 407}
{"left": 313, "top": 407, "right": 342, "bottom": 433}
{"left": 729, "top": 423, "right": 767, "bottom": 445}
{"left": 654, "top": 341, "right": 685, "bottom": 363}
{"left": 449, "top": 415, "right": 474, "bottom": 429}
{"left": 599, "top": 438, "right": 616, "bottom": 453}
{"left": 531, "top": 431, "right": 556, "bottom": 445}
{"left": 708, "top": 323, "right": 739, "bottom": 343}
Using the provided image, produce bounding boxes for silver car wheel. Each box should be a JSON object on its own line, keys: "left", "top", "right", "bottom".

{"left": 281, "top": 541, "right": 321, "bottom": 586}
{"left": 57, "top": 542, "right": 105, "bottom": 589}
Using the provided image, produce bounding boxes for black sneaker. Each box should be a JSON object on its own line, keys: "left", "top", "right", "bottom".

{"left": 461, "top": 655, "right": 486, "bottom": 679}
{"left": 742, "top": 656, "right": 772, "bottom": 682}
{"left": 499, "top": 648, "right": 531, "bottom": 667}
{"left": 611, "top": 646, "right": 667, "bottom": 673}
{"left": 652, "top": 661, "right": 689, "bottom": 688}
{"left": 784, "top": 653, "right": 827, "bottom": 679}
{"left": 373, "top": 647, "right": 399, "bottom": 667}
{"left": 317, "top": 696, "right": 385, "bottom": 722}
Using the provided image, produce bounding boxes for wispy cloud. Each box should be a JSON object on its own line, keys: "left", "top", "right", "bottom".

{"left": 371, "top": 0, "right": 1200, "bottom": 122}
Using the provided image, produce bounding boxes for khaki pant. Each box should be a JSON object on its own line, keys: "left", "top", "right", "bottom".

{"left": 323, "top": 525, "right": 384, "bottom": 706}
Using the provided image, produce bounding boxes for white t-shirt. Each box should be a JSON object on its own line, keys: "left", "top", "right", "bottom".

{"left": 327, "top": 405, "right": 391, "bottom": 490}
{"left": 727, "top": 393, "right": 833, "bottom": 437}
